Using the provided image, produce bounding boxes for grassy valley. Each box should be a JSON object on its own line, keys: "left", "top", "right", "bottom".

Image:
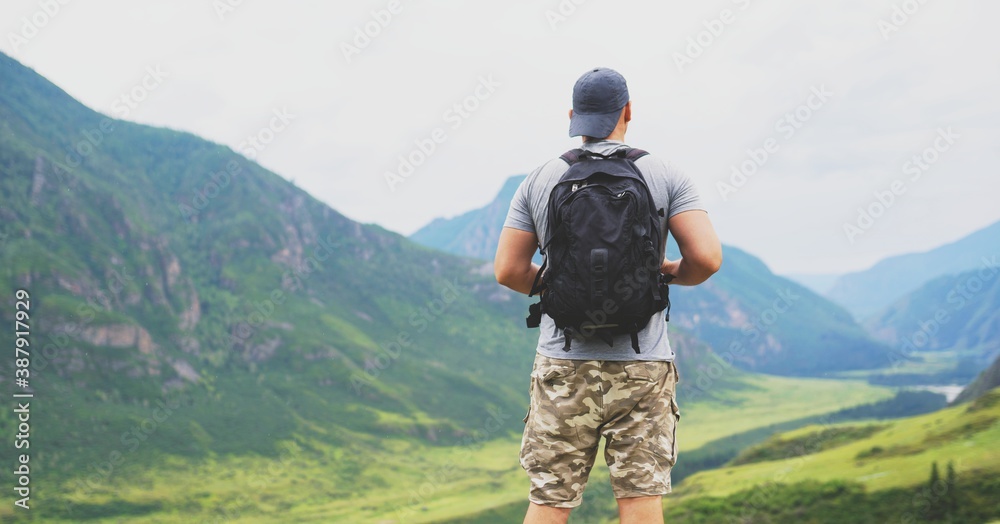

{"left": 666, "top": 390, "right": 1000, "bottom": 522}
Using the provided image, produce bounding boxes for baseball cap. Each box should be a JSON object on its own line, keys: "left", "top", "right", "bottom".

{"left": 569, "top": 67, "right": 630, "bottom": 138}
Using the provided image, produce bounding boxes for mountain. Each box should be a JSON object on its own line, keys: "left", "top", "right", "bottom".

{"left": 669, "top": 388, "right": 1000, "bottom": 523}
{"left": 411, "top": 175, "right": 526, "bottom": 261}
{"left": 953, "top": 353, "right": 1000, "bottom": 404}
{"left": 1, "top": 51, "right": 794, "bottom": 523}
{"left": 865, "top": 267, "right": 1000, "bottom": 362}
{"left": 0, "top": 51, "right": 551, "bottom": 519}
{"left": 826, "top": 219, "right": 1000, "bottom": 320}
{"left": 410, "top": 175, "right": 891, "bottom": 376}
{"left": 783, "top": 272, "right": 840, "bottom": 295}
{"left": 670, "top": 245, "right": 888, "bottom": 375}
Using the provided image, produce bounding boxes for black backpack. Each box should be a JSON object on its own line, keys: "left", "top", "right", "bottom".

{"left": 527, "top": 147, "right": 671, "bottom": 353}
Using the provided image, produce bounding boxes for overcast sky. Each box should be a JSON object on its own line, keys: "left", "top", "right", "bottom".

{"left": 2, "top": 0, "right": 998, "bottom": 275}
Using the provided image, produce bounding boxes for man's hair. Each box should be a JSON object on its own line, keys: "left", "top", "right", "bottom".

{"left": 582, "top": 136, "right": 605, "bottom": 143}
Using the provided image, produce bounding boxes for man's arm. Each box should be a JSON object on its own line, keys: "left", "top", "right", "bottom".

{"left": 495, "top": 227, "right": 542, "bottom": 295}
{"left": 661, "top": 210, "right": 722, "bottom": 286}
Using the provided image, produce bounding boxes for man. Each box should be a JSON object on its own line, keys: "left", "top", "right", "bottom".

{"left": 494, "top": 67, "right": 722, "bottom": 524}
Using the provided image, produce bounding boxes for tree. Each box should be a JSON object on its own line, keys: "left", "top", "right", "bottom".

{"left": 926, "top": 461, "right": 944, "bottom": 521}
{"left": 944, "top": 461, "right": 959, "bottom": 519}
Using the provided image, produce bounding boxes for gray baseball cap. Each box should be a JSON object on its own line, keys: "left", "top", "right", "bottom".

{"left": 569, "top": 67, "right": 630, "bottom": 138}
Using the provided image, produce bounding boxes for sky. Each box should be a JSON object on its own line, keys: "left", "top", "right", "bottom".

{"left": 2, "top": 0, "right": 998, "bottom": 275}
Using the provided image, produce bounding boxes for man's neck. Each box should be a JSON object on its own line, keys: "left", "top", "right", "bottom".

{"left": 584, "top": 135, "right": 626, "bottom": 145}
{"left": 606, "top": 130, "right": 626, "bottom": 142}
{"left": 584, "top": 130, "right": 626, "bottom": 144}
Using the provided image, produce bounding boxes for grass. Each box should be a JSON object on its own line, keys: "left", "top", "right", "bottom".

{"left": 679, "top": 373, "right": 894, "bottom": 451}
{"left": 730, "top": 424, "right": 889, "bottom": 466}
{"left": 4, "top": 436, "right": 528, "bottom": 524}
{"left": 0, "top": 373, "right": 894, "bottom": 524}
{"left": 675, "top": 390, "right": 1000, "bottom": 500}
{"left": 664, "top": 471, "right": 1000, "bottom": 524}
{"left": 0, "top": 372, "right": 892, "bottom": 523}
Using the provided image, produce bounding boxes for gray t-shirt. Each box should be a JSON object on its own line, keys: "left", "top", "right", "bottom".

{"left": 504, "top": 140, "right": 704, "bottom": 361}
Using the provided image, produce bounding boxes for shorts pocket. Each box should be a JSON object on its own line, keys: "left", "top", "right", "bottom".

{"left": 522, "top": 360, "right": 576, "bottom": 471}
{"left": 523, "top": 373, "right": 538, "bottom": 423}
{"left": 531, "top": 360, "right": 576, "bottom": 383}
{"left": 530, "top": 359, "right": 577, "bottom": 404}
{"left": 668, "top": 396, "right": 681, "bottom": 466}
{"left": 624, "top": 361, "right": 669, "bottom": 383}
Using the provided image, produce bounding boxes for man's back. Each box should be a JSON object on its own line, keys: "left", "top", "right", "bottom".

{"left": 504, "top": 139, "right": 703, "bottom": 360}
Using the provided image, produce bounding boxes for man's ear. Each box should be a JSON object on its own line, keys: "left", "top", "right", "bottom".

{"left": 568, "top": 109, "right": 574, "bottom": 120}
{"left": 623, "top": 102, "right": 632, "bottom": 123}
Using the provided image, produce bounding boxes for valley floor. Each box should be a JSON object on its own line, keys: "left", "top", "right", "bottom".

{"left": 2, "top": 374, "right": 898, "bottom": 523}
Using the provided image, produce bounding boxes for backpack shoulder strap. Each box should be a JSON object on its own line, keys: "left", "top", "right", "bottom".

{"left": 625, "top": 148, "right": 649, "bottom": 162}
{"left": 561, "top": 147, "right": 648, "bottom": 165}
{"left": 560, "top": 149, "right": 587, "bottom": 166}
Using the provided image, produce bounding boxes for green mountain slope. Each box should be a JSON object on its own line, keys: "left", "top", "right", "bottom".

{"left": 0, "top": 50, "right": 546, "bottom": 519}
{"left": 827, "top": 219, "right": 1000, "bottom": 320}
{"left": 669, "top": 244, "right": 889, "bottom": 376}
{"left": 669, "top": 389, "right": 1000, "bottom": 522}
{"left": 865, "top": 267, "right": 1000, "bottom": 366}
{"left": 410, "top": 175, "right": 891, "bottom": 376}
{"left": 954, "top": 354, "right": 1000, "bottom": 405}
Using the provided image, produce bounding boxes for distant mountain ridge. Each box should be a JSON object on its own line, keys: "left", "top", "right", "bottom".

{"left": 784, "top": 272, "right": 840, "bottom": 295}
{"left": 826, "top": 219, "right": 1000, "bottom": 320}
{"left": 411, "top": 175, "right": 526, "bottom": 261}
{"left": 410, "top": 175, "right": 892, "bottom": 376}
{"left": 866, "top": 265, "right": 1000, "bottom": 363}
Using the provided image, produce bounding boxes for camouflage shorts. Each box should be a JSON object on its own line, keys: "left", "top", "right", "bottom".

{"left": 519, "top": 353, "right": 681, "bottom": 508}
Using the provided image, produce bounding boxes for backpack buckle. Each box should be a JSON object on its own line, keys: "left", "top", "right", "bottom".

{"left": 526, "top": 302, "right": 543, "bottom": 329}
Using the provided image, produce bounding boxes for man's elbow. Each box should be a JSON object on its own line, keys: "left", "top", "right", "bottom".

{"left": 691, "top": 250, "right": 723, "bottom": 284}
{"left": 494, "top": 263, "right": 517, "bottom": 290}
{"left": 705, "top": 250, "right": 723, "bottom": 276}
{"left": 494, "top": 268, "right": 510, "bottom": 288}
